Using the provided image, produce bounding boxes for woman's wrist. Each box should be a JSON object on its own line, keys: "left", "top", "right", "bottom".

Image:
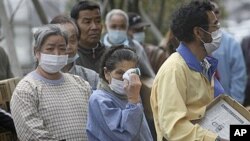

{"left": 128, "top": 98, "right": 141, "bottom": 104}
{"left": 127, "top": 94, "right": 141, "bottom": 104}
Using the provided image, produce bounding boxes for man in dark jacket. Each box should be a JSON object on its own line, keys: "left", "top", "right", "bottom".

{"left": 70, "top": 0, "right": 106, "bottom": 73}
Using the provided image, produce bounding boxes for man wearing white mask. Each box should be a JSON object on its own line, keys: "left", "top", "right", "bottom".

{"left": 50, "top": 15, "right": 99, "bottom": 90}
{"left": 103, "top": 9, "right": 155, "bottom": 78}
{"left": 151, "top": 1, "right": 228, "bottom": 141}
{"left": 10, "top": 24, "right": 91, "bottom": 141}
{"left": 127, "top": 12, "right": 150, "bottom": 44}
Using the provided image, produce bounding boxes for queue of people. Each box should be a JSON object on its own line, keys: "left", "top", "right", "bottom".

{"left": 0, "top": 0, "right": 249, "bottom": 141}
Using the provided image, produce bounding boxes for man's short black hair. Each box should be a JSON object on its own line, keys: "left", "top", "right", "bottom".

{"left": 170, "top": 0, "right": 213, "bottom": 43}
{"left": 70, "top": 0, "right": 100, "bottom": 20}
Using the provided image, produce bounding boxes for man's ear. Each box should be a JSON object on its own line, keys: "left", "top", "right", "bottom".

{"left": 104, "top": 67, "right": 109, "bottom": 77}
{"left": 193, "top": 26, "right": 201, "bottom": 39}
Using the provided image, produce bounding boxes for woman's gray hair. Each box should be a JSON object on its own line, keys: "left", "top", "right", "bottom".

{"left": 105, "top": 9, "right": 129, "bottom": 30}
{"left": 33, "top": 24, "right": 68, "bottom": 54}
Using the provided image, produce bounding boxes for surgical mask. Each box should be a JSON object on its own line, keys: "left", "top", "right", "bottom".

{"left": 200, "top": 29, "right": 222, "bottom": 55}
{"left": 133, "top": 32, "right": 145, "bottom": 43}
{"left": 109, "top": 77, "right": 126, "bottom": 95}
{"left": 39, "top": 53, "right": 68, "bottom": 73}
{"left": 108, "top": 29, "right": 127, "bottom": 45}
{"left": 67, "top": 53, "right": 79, "bottom": 64}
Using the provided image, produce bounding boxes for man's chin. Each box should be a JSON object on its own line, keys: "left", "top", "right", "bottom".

{"left": 89, "top": 38, "right": 100, "bottom": 43}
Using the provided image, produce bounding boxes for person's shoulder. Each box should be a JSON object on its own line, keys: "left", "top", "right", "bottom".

{"left": 221, "top": 31, "right": 242, "bottom": 48}
{"left": 64, "top": 72, "right": 82, "bottom": 81}
{"left": 63, "top": 72, "right": 90, "bottom": 87}
{"left": 131, "top": 39, "right": 143, "bottom": 48}
{"left": 223, "top": 31, "right": 233, "bottom": 38}
{"left": 91, "top": 89, "right": 106, "bottom": 97}
{"left": 221, "top": 30, "right": 238, "bottom": 42}
{"left": 78, "top": 65, "right": 98, "bottom": 74}
{"left": 164, "top": 52, "right": 184, "bottom": 65}
{"left": 75, "top": 65, "right": 99, "bottom": 77}
{"left": 89, "top": 90, "right": 112, "bottom": 104}
{"left": 14, "top": 72, "right": 37, "bottom": 91}
{"left": 156, "top": 52, "right": 184, "bottom": 72}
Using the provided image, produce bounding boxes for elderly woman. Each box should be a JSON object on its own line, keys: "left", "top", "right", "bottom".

{"left": 10, "top": 24, "right": 91, "bottom": 141}
{"left": 86, "top": 45, "right": 153, "bottom": 141}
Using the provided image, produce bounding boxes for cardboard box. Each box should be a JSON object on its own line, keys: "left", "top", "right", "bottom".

{"left": 196, "top": 95, "right": 250, "bottom": 139}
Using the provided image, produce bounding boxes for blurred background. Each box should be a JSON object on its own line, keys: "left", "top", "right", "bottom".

{"left": 0, "top": 0, "right": 250, "bottom": 77}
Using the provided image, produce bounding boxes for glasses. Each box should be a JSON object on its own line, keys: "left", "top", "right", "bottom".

{"left": 201, "top": 22, "right": 220, "bottom": 29}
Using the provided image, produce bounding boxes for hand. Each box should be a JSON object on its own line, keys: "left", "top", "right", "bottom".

{"left": 124, "top": 73, "right": 141, "bottom": 104}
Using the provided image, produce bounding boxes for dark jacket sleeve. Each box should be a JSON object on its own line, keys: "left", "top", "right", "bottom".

{"left": 0, "top": 108, "right": 16, "bottom": 134}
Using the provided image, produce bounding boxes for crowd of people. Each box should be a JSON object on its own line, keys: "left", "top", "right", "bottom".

{"left": 0, "top": 0, "right": 249, "bottom": 141}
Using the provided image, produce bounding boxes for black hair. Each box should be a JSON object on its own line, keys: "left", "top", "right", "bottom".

{"left": 70, "top": 0, "right": 100, "bottom": 20}
{"left": 50, "top": 15, "right": 80, "bottom": 39}
{"left": 170, "top": 0, "right": 213, "bottom": 43}
{"left": 99, "top": 45, "right": 138, "bottom": 82}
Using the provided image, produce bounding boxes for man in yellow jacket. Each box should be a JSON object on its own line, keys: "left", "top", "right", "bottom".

{"left": 150, "top": 1, "right": 227, "bottom": 141}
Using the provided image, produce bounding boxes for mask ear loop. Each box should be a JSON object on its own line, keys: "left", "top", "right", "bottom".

{"left": 197, "top": 34, "right": 205, "bottom": 43}
{"left": 198, "top": 27, "right": 212, "bottom": 44}
{"left": 199, "top": 27, "right": 212, "bottom": 35}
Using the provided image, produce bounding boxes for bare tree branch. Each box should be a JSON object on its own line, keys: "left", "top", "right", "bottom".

{"left": 101, "top": 0, "right": 109, "bottom": 17}
{"left": 109, "top": 0, "right": 115, "bottom": 9}
{"left": 10, "top": 0, "right": 25, "bottom": 23}
{"left": 139, "top": 0, "right": 163, "bottom": 43}
{"left": 0, "top": 0, "right": 23, "bottom": 77}
{"left": 156, "top": 0, "right": 165, "bottom": 30}
{"left": 128, "top": 0, "right": 139, "bottom": 13}
{"left": 31, "top": 0, "right": 48, "bottom": 24}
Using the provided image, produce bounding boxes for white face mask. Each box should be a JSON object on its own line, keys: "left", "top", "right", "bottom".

{"left": 109, "top": 77, "right": 126, "bottom": 95}
{"left": 133, "top": 32, "right": 145, "bottom": 44}
{"left": 67, "top": 53, "right": 79, "bottom": 64}
{"left": 200, "top": 29, "right": 222, "bottom": 55}
{"left": 108, "top": 29, "right": 127, "bottom": 45}
{"left": 39, "top": 53, "right": 68, "bottom": 73}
